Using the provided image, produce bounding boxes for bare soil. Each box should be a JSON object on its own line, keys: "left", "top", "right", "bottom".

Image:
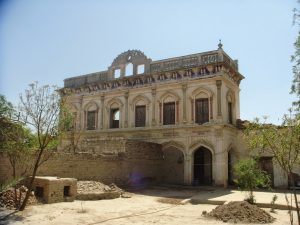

{"left": 206, "top": 201, "right": 275, "bottom": 223}
{"left": 0, "top": 187, "right": 296, "bottom": 225}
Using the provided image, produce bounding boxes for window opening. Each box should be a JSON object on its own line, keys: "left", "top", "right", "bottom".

{"left": 195, "top": 98, "right": 209, "bottom": 124}
{"left": 87, "top": 110, "right": 96, "bottom": 130}
{"left": 163, "top": 102, "right": 175, "bottom": 125}
{"left": 110, "top": 108, "right": 120, "bottom": 128}
{"left": 35, "top": 186, "right": 44, "bottom": 198}
{"left": 114, "top": 69, "right": 121, "bottom": 78}
{"left": 64, "top": 186, "right": 71, "bottom": 197}
{"left": 137, "top": 64, "right": 145, "bottom": 74}
{"left": 228, "top": 102, "right": 233, "bottom": 124}
{"left": 135, "top": 105, "right": 146, "bottom": 127}
{"left": 125, "top": 63, "right": 133, "bottom": 76}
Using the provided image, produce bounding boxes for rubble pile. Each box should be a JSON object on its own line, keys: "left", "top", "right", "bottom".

{"left": 206, "top": 201, "right": 275, "bottom": 223}
{"left": 77, "top": 181, "right": 124, "bottom": 194}
{"left": 0, "top": 186, "right": 37, "bottom": 209}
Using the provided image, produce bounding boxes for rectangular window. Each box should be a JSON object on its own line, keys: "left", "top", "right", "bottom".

{"left": 163, "top": 102, "right": 175, "bottom": 125}
{"left": 195, "top": 98, "right": 209, "bottom": 124}
{"left": 135, "top": 105, "right": 146, "bottom": 127}
{"left": 87, "top": 111, "right": 96, "bottom": 130}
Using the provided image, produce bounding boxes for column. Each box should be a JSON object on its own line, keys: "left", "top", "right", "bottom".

{"left": 184, "top": 153, "right": 192, "bottom": 185}
{"left": 182, "top": 83, "right": 187, "bottom": 123}
{"left": 100, "top": 94, "right": 104, "bottom": 129}
{"left": 216, "top": 80, "right": 222, "bottom": 118}
{"left": 79, "top": 96, "right": 84, "bottom": 130}
{"left": 124, "top": 91, "right": 129, "bottom": 128}
{"left": 214, "top": 129, "right": 227, "bottom": 186}
{"left": 151, "top": 87, "right": 156, "bottom": 126}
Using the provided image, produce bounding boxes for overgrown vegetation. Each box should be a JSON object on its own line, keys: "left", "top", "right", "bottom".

{"left": 244, "top": 113, "right": 300, "bottom": 221}
{"left": 234, "top": 158, "right": 271, "bottom": 204}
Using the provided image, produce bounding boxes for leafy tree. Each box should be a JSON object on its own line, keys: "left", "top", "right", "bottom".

{"left": 17, "top": 82, "right": 70, "bottom": 211}
{"left": 245, "top": 113, "right": 300, "bottom": 222}
{"left": 234, "top": 158, "right": 271, "bottom": 204}
{"left": 0, "top": 95, "right": 36, "bottom": 208}
{"left": 0, "top": 95, "right": 13, "bottom": 118}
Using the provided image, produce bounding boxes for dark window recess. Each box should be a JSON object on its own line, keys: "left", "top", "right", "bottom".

{"left": 110, "top": 108, "right": 119, "bottom": 128}
{"left": 87, "top": 111, "right": 96, "bottom": 130}
{"left": 64, "top": 186, "right": 71, "bottom": 197}
{"left": 35, "top": 186, "right": 44, "bottom": 198}
{"left": 195, "top": 98, "right": 209, "bottom": 124}
{"left": 163, "top": 102, "right": 175, "bottom": 125}
{"left": 135, "top": 105, "right": 146, "bottom": 127}
{"left": 228, "top": 102, "right": 233, "bottom": 124}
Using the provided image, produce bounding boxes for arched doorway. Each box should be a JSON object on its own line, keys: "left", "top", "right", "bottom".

{"left": 193, "top": 146, "right": 212, "bottom": 185}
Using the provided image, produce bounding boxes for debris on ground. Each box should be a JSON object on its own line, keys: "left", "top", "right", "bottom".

{"left": 157, "top": 197, "right": 183, "bottom": 205}
{"left": 77, "top": 181, "right": 132, "bottom": 200}
{"left": 0, "top": 186, "right": 38, "bottom": 209}
{"left": 77, "top": 181, "right": 124, "bottom": 194}
{"left": 206, "top": 201, "right": 275, "bottom": 223}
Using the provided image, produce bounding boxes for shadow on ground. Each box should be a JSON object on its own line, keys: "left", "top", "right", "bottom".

{"left": 0, "top": 209, "right": 25, "bottom": 225}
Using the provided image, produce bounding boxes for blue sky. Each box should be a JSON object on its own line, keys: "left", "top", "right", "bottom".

{"left": 0, "top": 0, "right": 298, "bottom": 124}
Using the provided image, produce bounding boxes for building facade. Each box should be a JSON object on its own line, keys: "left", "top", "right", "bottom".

{"left": 58, "top": 43, "right": 249, "bottom": 187}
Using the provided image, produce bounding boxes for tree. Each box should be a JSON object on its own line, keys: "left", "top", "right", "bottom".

{"left": 234, "top": 158, "right": 271, "bottom": 204}
{"left": 0, "top": 95, "right": 35, "bottom": 208}
{"left": 0, "top": 95, "right": 13, "bottom": 118}
{"left": 17, "top": 82, "right": 69, "bottom": 211}
{"left": 245, "top": 113, "right": 300, "bottom": 223}
{"left": 292, "top": 3, "right": 300, "bottom": 110}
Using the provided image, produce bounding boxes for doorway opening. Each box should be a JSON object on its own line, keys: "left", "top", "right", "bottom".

{"left": 193, "top": 146, "right": 212, "bottom": 185}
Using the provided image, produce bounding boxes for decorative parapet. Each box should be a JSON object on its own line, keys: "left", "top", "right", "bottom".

{"left": 63, "top": 48, "right": 243, "bottom": 91}
{"left": 64, "top": 71, "right": 110, "bottom": 89}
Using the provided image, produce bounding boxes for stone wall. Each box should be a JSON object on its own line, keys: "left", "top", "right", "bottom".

{"left": 161, "top": 147, "right": 184, "bottom": 184}
{"left": 0, "top": 154, "right": 11, "bottom": 183}
{"left": 0, "top": 140, "right": 165, "bottom": 186}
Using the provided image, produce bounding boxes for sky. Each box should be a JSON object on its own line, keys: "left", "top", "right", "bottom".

{"left": 0, "top": 0, "right": 298, "bottom": 124}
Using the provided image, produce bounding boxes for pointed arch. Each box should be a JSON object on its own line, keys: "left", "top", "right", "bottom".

{"left": 131, "top": 94, "right": 151, "bottom": 109}
{"left": 106, "top": 97, "right": 124, "bottom": 109}
{"left": 159, "top": 90, "right": 181, "bottom": 103}
{"left": 83, "top": 100, "right": 100, "bottom": 111}
{"left": 191, "top": 86, "right": 214, "bottom": 98}
{"left": 189, "top": 139, "right": 215, "bottom": 155}
{"left": 162, "top": 140, "right": 185, "bottom": 153}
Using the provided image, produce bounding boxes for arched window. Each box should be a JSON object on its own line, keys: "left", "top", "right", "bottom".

{"left": 159, "top": 92, "right": 180, "bottom": 125}
{"left": 87, "top": 111, "right": 96, "bottom": 130}
{"left": 163, "top": 102, "right": 175, "bottom": 125}
{"left": 135, "top": 105, "right": 146, "bottom": 127}
{"left": 85, "top": 102, "right": 98, "bottom": 130}
{"left": 227, "top": 92, "right": 234, "bottom": 124}
{"left": 191, "top": 88, "right": 213, "bottom": 124}
{"left": 195, "top": 98, "right": 209, "bottom": 124}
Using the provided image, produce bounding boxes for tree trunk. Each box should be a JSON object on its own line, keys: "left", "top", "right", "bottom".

{"left": 19, "top": 148, "right": 44, "bottom": 211}
{"left": 12, "top": 164, "right": 18, "bottom": 209}
{"left": 291, "top": 174, "right": 300, "bottom": 225}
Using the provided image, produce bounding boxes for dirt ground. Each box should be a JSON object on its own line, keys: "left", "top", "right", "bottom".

{"left": 0, "top": 187, "right": 297, "bottom": 225}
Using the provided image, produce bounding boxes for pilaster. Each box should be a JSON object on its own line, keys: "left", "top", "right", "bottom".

{"left": 216, "top": 80, "right": 222, "bottom": 119}
{"left": 182, "top": 83, "right": 187, "bottom": 123}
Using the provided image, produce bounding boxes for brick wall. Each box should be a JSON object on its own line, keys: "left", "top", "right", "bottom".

{"left": 0, "top": 140, "right": 186, "bottom": 186}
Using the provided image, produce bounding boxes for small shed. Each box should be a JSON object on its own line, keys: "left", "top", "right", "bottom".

{"left": 32, "top": 176, "right": 77, "bottom": 203}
